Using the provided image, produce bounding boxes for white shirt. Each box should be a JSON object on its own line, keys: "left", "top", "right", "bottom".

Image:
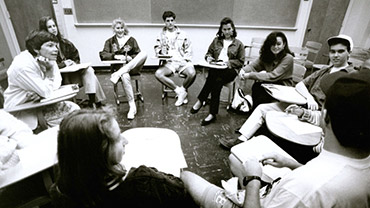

{"left": 218, "top": 39, "right": 232, "bottom": 62}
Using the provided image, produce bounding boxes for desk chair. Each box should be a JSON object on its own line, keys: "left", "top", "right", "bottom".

{"left": 349, "top": 47, "right": 370, "bottom": 69}
{"left": 292, "top": 63, "right": 307, "bottom": 85}
{"left": 304, "top": 41, "right": 322, "bottom": 70}
{"left": 111, "top": 66, "right": 144, "bottom": 105}
{"left": 244, "top": 37, "right": 265, "bottom": 64}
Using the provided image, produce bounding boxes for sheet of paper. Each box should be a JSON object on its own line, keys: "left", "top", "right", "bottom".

{"left": 231, "top": 135, "right": 294, "bottom": 182}
{"left": 278, "top": 116, "right": 322, "bottom": 135}
{"left": 59, "top": 62, "right": 91, "bottom": 73}
{"left": 262, "top": 84, "right": 307, "bottom": 104}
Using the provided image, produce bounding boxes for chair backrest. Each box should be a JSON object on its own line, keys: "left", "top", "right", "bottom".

{"left": 349, "top": 47, "right": 370, "bottom": 68}
{"left": 292, "top": 63, "right": 307, "bottom": 84}
{"left": 304, "top": 41, "right": 322, "bottom": 63}
{"left": 245, "top": 37, "right": 265, "bottom": 64}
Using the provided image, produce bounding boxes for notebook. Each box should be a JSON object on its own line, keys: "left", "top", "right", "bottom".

{"left": 230, "top": 135, "right": 294, "bottom": 182}
{"left": 59, "top": 62, "right": 91, "bottom": 73}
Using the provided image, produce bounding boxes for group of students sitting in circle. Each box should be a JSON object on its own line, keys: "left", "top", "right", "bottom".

{"left": 2, "top": 9, "right": 370, "bottom": 208}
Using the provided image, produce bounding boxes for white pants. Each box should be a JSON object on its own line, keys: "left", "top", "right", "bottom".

{"left": 116, "top": 51, "right": 147, "bottom": 101}
{"left": 239, "top": 102, "right": 290, "bottom": 139}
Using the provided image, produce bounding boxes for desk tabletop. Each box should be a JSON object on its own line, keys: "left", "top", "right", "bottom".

{"left": 265, "top": 111, "right": 322, "bottom": 146}
{"left": 59, "top": 62, "right": 91, "bottom": 73}
{"left": 121, "top": 127, "right": 187, "bottom": 177}
{"left": 4, "top": 85, "right": 78, "bottom": 113}
{"left": 262, "top": 84, "right": 307, "bottom": 105}
{"left": 198, "top": 60, "right": 228, "bottom": 69}
{"left": 0, "top": 127, "right": 59, "bottom": 189}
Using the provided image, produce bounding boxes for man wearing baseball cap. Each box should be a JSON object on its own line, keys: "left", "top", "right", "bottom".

{"left": 220, "top": 34, "right": 356, "bottom": 149}
{"left": 181, "top": 70, "right": 370, "bottom": 208}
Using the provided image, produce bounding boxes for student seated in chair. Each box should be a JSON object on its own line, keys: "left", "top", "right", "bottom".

{"left": 39, "top": 16, "right": 106, "bottom": 109}
{"left": 181, "top": 70, "right": 370, "bottom": 208}
{"left": 50, "top": 108, "right": 197, "bottom": 208}
{"left": 100, "top": 18, "right": 147, "bottom": 120}
{"left": 4, "top": 30, "right": 80, "bottom": 131}
{"left": 219, "top": 35, "right": 355, "bottom": 149}
{"left": 190, "top": 17, "right": 245, "bottom": 126}
{"left": 154, "top": 11, "right": 196, "bottom": 107}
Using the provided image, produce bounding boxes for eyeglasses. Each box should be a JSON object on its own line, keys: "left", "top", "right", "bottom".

{"left": 260, "top": 177, "right": 281, "bottom": 198}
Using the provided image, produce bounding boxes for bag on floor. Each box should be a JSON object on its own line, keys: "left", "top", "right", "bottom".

{"left": 229, "top": 88, "right": 253, "bottom": 114}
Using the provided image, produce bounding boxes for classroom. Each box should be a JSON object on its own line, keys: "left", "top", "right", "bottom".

{"left": 0, "top": 0, "right": 369, "bottom": 207}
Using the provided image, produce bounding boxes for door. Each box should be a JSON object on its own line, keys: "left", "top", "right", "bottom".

{"left": 303, "top": 0, "right": 350, "bottom": 64}
{"left": 4, "top": 0, "right": 55, "bottom": 51}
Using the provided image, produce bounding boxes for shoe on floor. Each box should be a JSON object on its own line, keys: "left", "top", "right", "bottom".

{"left": 219, "top": 137, "right": 243, "bottom": 149}
{"left": 175, "top": 88, "right": 187, "bottom": 106}
{"left": 127, "top": 108, "right": 137, "bottom": 120}
{"left": 201, "top": 115, "right": 216, "bottom": 126}
{"left": 183, "top": 97, "right": 188, "bottom": 104}
{"left": 110, "top": 72, "right": 121, "bottom": 84}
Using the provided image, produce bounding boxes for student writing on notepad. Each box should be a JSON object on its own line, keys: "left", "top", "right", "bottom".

{"left": 181, "top": 70, "right": 370, "bottom": 208}
{"left": 219, "top": 35, "right": 355, "bottom": 149}
{"left": 190, "top": 17, "right": 245, "bottom": 126}
{"left": 39, "top": 16, "right": 106, "bottom": 108}
{"left": 4, "top": 30, "right": 80, "bottom": 131}
{"left": 154, "top": 11, "right": 196, "bottom": 107}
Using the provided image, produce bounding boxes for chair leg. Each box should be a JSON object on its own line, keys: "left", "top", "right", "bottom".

{"left": 113, "top": 83, "right": 120, "bottom": 105}
{"left": 135, "top": 79, "right": 144, "bottom": 103}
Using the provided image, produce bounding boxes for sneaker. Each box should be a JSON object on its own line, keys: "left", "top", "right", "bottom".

{"left": 183, "top": 97, "right": 188, "bottom": 104}
{"left": 219, "top": 137, "right": 243, "bottom": 149}
{"left": 110, "top": 72, "right": 121, "bottom": 84}
{"left": 175, "top": 88, "right": 187, "bottom": 106}
{"left": 127, "top": 108, "right": 137, "bottom": 120}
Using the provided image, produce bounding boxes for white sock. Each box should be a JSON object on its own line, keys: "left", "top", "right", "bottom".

{"left": 128, "top": 100, "right": 136, "bottom": 110}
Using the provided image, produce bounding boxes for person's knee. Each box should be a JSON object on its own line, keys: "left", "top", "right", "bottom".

{"left": 155, "top": 69, "right": 164, "bottom": 79}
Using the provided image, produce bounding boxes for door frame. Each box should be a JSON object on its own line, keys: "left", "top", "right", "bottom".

{"left": 0, "top": 0, "right": 20, "bottom": 57}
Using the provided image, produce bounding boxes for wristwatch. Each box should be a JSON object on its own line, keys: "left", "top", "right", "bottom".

{"left": 243, "top": 176, "right": 262, "bottom": 186}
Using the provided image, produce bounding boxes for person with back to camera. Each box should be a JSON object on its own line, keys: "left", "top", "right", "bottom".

{"left": 4, "top": 30, "right": 80, "bottom": 132}
{"left": 154, "top": 11, "right": 196, "bottom": 107}
{"left": 190, "top": 17, "right": 245, "bottom": 126}
{"left": 219, "top": 35, "right": 355, "bottom": 149}
{"left": 50, "top": 108, "right": 198, "bottom": 208}
{"left": 100, "top": 18, "right": 147, "bottom": 120}
{"left": 181, "top": 69, "right": 370, "bottom": 208}
{"left": 39, "top": 16, "right": 106, "bottom": 109}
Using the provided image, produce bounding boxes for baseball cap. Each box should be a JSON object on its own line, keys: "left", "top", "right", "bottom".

{"left": 321, "top": 70, "right": 370, "bottom": 148}
{"left": 327, "top": 34, "right": 353, "bottom": 52}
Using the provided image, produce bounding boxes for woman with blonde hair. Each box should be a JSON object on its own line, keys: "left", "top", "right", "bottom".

{"left": 100, "top": 18, "right": 147, "bottom": 120}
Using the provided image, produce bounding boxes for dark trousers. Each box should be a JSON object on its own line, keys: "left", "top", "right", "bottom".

{"left": 251, "top": 82, "right": 277, "bottom": 110}
{"left": 198, "top": 69, "right": 237, "bottom": 115}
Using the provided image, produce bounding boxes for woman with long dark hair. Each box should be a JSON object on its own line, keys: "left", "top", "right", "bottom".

{"left": 52, "top": 108, "right": 197, "bottom": 207}
{"left": 190, "top": 17, "right": 245, "bottom": 126}
{"left": 240, "top": 31, "right": 294, "bottom": 108}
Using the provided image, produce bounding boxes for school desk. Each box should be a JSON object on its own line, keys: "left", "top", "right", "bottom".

{"left": 265, "top": 111, "right": 322, "bottom": 146}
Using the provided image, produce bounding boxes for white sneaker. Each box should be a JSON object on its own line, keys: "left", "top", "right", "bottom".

{"left": 110, "top": 72, "right": 121, "bottom": 84}
{"left": 175, "top": 88, "right": 187, "bottom": 106}
{"left": 127, "top": 108, "right": 137, "bottom": 120}
{"left": 183, "top": 96, "right": 188, "bottom": 104}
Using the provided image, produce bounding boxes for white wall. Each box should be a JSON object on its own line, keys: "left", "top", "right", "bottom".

{"left": 55, "top": 0, "right": 312, "bottom": 67}
{"left": 340, "top": 0, "right": 370, "bottom": 49}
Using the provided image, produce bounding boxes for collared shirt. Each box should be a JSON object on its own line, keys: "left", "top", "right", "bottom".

{"left": 302, "top": 64, "right": 354, "bottom": 109}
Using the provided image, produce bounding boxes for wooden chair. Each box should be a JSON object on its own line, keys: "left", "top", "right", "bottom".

{"left": 349, "top": 47, "right": 370, "bottom": 68}
{"left": 244, "top": 37, "right": 265, "bottom": 64}
{"left": 304, "top": 41, "right": 322, "bottom": 70}
{"left": 292, "top": 63, "right": 307, "bottom": 84}
{"left": 111, "top": 66, "right": 144, "bottom": 105}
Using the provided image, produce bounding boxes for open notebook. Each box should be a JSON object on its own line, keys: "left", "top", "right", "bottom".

{"left": 59, "top": 62, "right": 91, "bottom": 73}
{"left": 40, "top": 84, "right": 79, "bottom": 103}
{"left": 231, "top": 135, "right": 295, "bottom": 183}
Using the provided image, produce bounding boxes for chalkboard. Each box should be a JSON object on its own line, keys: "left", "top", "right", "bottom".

{"left": 73, "top": 0, "right": 300, "bottom": 27}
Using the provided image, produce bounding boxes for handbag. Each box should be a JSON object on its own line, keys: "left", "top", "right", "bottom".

{"left": 229, "top": 88, "right": 253, "bottom": 114}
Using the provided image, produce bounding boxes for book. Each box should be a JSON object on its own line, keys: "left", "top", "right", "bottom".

{"left": 59, "top": 63, "right": 91, "bottom": 73}
{"left": 231, "top": 135, "right": 294, "bottom": 182}
{"left": 40, "top": 84, "right": 79, "bottom": 103}
{"left": 261, "top": 84, "right": 307, "bottom": 105}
